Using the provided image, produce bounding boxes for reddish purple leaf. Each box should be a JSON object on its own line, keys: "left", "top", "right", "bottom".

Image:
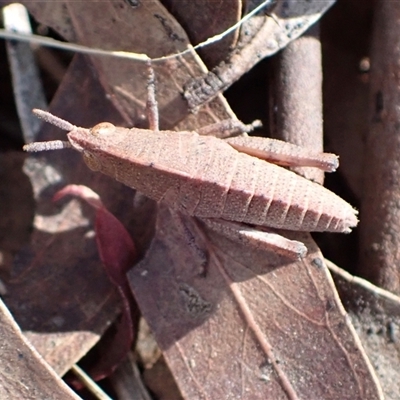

{"left": 54, "top": 184, "right": 139, "bottom": 381}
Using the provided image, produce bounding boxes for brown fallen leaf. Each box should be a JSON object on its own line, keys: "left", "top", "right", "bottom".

{"left": 0, "top": 297, "right": 80, "bottom": 399}
{"left": 129, "top": 205, "right": 383, "bottom": 399}
{"left": 25, "top": 0, "right": 235, "bottom": 130}
{"left": 328, "top": 260, "right": 400, "bottom": 400}
{"left": 0, "top": 152, "right": 33, "bottom": 273}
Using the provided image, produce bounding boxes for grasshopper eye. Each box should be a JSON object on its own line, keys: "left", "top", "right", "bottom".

{"left": 90, "top": 122, "right": 116, "bottom": 136}
{"left": 83, "top": 151, "right": 101, "bottom": 171}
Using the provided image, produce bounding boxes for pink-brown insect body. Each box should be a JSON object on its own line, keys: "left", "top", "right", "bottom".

{"left": 67, "top": 124, "right": 358, "bottom": 233}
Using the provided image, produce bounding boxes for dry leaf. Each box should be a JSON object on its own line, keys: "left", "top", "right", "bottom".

{"left": 128, "top": 205, "right": 383, "bottom": 399}
{"left": 0, "top": 297, "right": 80, "bottom": 399}
{"left": 328, "top": 260, "right": 400, "bottom": 400}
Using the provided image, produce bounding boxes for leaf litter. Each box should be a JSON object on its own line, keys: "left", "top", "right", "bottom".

{"left": 0, "top": 0, "right": 393, "bottom": 398}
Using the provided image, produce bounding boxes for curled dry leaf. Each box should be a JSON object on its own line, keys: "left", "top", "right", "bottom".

{"left": 322, "top": 0, "right": 373, "bottom": 199}
{"left": 359, "top": 0, "right": 400, "bottom": 294}
{"left": 183, "top": 0, "right": 336, "bottom": 109}
{"left": 54, "top": 184, "right": 137, "bottom": 285}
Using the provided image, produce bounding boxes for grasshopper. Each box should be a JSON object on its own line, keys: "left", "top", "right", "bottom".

{"left": 24, "top": 69, "right": 358, "bottom": 260}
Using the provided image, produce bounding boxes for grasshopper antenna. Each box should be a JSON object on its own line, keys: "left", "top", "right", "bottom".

{"left": 23, "top": 109, "right": 76, "bottom": 152}
{"left": 23, "top": 140, "right": 73, "bottom": 152}
{"left": 32, "top": 109, "right": 77, "bottom": 131}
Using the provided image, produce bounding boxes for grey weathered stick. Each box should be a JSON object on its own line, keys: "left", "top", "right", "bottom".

{"left": 269, "top": 24, "right": 324, "bottom": 183}
{"left": 359, "top": 1, "right": 400, "bottom": 294}
{"left": 3, "top": 4, "right": 47, "bottom": 143}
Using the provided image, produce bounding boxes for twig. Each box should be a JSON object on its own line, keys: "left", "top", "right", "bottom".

{"left": 2, "top": 4, "right": 47, "bottom": 143}
{"left": 359, "top": 0, "right": 400, "bottom": 294}
{"left": 269, "top": 24, "right": 324, "bottom": 183}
